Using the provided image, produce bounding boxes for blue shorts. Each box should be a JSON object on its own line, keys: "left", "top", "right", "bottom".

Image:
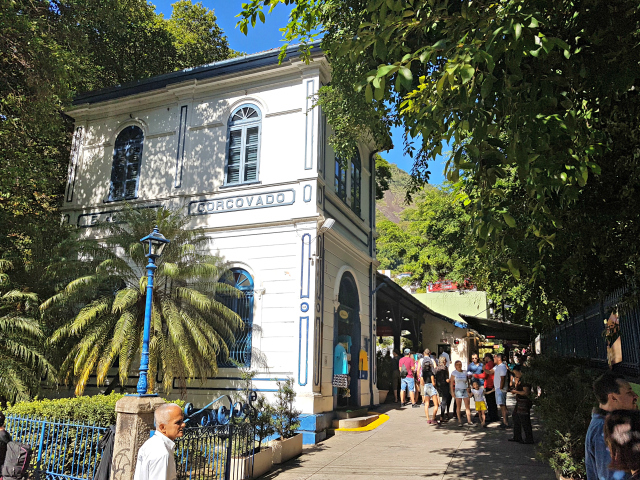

{"left": 455, "top": 388, "right": 468, "bottom": 399}
{"left": 496, "top": 389, "right": 507, "bottom": 406}
{"left": 401, "top": 377, "right": 415, "bottom": 392}
{"left": 423, "top": 383, "right": 438, "bottom": 397}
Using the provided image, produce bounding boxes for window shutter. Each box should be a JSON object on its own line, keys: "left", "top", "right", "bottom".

{"left": 226, "top": 104, "right": 262, "bottom": 185}
{"left": 244, "top": 126, "right": 259, "bottom": 182}
{"left": 227, "top": 129, "right": 242, "bottom": 184}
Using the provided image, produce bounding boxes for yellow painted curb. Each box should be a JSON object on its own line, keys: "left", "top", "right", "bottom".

{"left": 335, "top": 413, "right": 390, "bottom": 432}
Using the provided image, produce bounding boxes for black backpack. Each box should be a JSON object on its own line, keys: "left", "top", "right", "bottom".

{"left": 400, "top": 363, "right": 408, "bottom": 378}
{"left": 422, "top": 359, "right": 433, "bottom": 382}
{"left": 1, "top": 441, "right": 32, "bottom": 480}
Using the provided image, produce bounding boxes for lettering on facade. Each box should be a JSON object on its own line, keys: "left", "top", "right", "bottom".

{"left": 77, "top": 205, "right": 160, "bottom": 228}
{"left": 188, "top": 189, "right": 295, "bottom": 216}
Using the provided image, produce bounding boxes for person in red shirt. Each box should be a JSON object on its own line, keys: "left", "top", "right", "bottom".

{"left": 474, "top": 353, "right": 499, "bottom": 423}
{"left": 399, "top": 349, "right": 419, "bottom": 408}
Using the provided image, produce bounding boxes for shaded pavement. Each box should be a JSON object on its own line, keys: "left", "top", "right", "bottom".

{"left": 263, "top": 400, "right": 555, "bottom": 480}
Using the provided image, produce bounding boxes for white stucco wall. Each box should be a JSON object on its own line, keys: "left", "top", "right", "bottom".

{"left": 62, "top": 53, "right": 378, "bottom": 415}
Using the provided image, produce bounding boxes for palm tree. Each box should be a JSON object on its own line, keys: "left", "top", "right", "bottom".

{"left": 0, "top": 259, "right": 54, "bottom": 403}
{"left": 41, "top": 206, "right": 243, "bottom": 396}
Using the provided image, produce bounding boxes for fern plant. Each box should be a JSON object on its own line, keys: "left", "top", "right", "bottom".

{"left": 0, "top": 259, "right": 54, "bottom": 403}
{"left": 41, "top": 206, "right": 243, "bottom": 395}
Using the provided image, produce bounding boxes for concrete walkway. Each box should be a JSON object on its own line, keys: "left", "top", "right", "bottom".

{"left": 263, "top": 402, "right": 555, "bottom": 480}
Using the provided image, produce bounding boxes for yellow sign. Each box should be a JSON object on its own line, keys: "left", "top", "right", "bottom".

{"left": 339, "top": 309, "right": 349, "bottom": 319}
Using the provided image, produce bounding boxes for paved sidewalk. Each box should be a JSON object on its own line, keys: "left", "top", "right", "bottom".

{"left": 263, "top": 402, "right": 555, "bottom": 480}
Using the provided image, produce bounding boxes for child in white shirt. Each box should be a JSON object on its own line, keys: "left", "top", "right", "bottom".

{"left": 469, "top": 379, "right": 487, "bottom": 427}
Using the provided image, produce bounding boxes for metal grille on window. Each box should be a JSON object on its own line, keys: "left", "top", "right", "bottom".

{"left": 226, "top": 104, "right": 261, "bottom": 185}
{"left": 351, "top": 153, "right": 361, "bottom": 216}
{"left": 217, "top": 269, "right": 254, "bottom": 367}
{"left": 109, "top": 126, "right": 143, "bottom": 201}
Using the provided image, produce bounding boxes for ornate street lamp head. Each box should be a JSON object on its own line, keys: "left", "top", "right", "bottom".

{"left": 140, "top": 225, "right": 170, "bottom": 259}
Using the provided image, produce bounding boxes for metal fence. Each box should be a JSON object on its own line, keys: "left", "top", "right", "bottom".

{"left": 6, "top": 415, "right": 107, "bottom": 480}
{"left": 175, "top": 393, "right": 259, "bottom": 480}
{"left": 540, "top": 287, "right": 640, "bottom": 378}
{"left": 176, "top": 423, "right": 257, "bottom": 480}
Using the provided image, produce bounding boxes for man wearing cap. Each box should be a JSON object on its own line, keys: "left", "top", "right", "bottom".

{"left": 399, "top": 348, "right": 419, "bottom": 408}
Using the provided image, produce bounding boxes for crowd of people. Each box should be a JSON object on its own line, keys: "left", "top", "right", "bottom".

{"left": 390, "top": 348, "right": 534, "bottom": 443}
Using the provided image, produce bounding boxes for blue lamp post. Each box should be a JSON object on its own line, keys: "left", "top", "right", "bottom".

{"left": 137, "top": 226, "right": 170, "bottom": 396}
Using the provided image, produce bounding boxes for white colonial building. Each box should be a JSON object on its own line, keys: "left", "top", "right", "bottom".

{"left": 63, "top": 44, "right": 381, "bottom": 442}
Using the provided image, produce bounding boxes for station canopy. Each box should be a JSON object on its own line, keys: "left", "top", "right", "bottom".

{"left": 458, "top": 314, "right": 533, "bottom": 344}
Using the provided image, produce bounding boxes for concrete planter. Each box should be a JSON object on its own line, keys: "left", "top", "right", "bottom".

{"left": 231, "top": 446, "right": 273, "bottom": 479}
{"left": 271, "top": 434, "right": 303, "bottom": 464}
{"left": 378, "top": 390, "right": 389, "bottom": 403}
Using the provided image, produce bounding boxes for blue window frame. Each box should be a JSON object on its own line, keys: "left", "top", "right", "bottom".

{"left": 350, "top": 152, "right": 361, "bottom": 216}
{"left": 225, "top": 104, "right": 261, "bottom": 185}
{"left": 109, "top": 126, "right": 143, "bottom": 201}
{"left": 335, "top": 157, "right": 347, "bottom": 202}
{"left": 218, "top": 268, "right": 254, "bottom": 367}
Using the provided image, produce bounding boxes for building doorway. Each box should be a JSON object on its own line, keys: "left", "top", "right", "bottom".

{"left": 334, "top": 272, "right": 360, "bottom": 408}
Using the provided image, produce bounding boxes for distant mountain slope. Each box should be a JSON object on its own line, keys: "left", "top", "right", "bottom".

{"left": 376, "top": 164, "right": 415, "bottom": 223}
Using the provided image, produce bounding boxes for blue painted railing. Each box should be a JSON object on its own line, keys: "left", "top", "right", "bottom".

{"left": 6, "top": 415, "right": 107, "bottom": 480}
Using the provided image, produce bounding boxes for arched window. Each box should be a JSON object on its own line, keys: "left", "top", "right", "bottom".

{"left": 218, "top": 268, "right": 254, "bottom": 367}
{"left": 350, "top": 152, "right": 361, "bottom": 216}
{"left": 226, "top": 104, "right": 261, "bottom": 185}
{"left": 109, "top": 126, "right": 144, "bottom": 201}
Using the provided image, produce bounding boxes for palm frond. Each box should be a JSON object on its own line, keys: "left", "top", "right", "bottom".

{"left": 112, "top": 288, "right": 140, "bottom": 314}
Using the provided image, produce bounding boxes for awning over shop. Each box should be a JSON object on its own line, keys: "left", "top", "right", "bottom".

{"left": 458, "top": 314, "right": 533, "bottom": 343}
{"left": 375, "top": 272, "right": 465, "bottom": 348}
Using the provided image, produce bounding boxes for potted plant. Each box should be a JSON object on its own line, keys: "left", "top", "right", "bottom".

{"left": 271, "top": 378, "right": 302, "bottom": 464}
{"left": 249, "top": 395, "right": 275, "bottom": 477}
{"left": 230, "top": 371, "right": 275, "bottom": 478}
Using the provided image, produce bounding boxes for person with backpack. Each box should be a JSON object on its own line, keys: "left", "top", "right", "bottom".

{"left": 0, "top": 412, "right": 32, "bottom": 480}
{"left": 420, "top": 354, "right": 439, "bottom": 424}
{"left": 0, "top": 412, "right": 11, "bottom": 469}
{"left": 399, "top": 348, "right": 418, "bottom": 408}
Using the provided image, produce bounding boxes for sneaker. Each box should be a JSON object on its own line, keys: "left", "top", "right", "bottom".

{"left": 498, "top": 423, "right": 508, "bottom": 429}
{"left": 412, "top": 403, "right": 420, "bottom": 408}
{"left": 508, "top": 438, "right": 522, "bottom": 443}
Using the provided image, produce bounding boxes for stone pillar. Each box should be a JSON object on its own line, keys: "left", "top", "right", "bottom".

{"left": 110, "top": 396, "right": 165, "bottom": 480}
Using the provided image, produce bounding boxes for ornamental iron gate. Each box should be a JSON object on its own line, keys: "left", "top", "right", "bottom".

{"left": 175, "top": 393, "right": 258, "bottom": 480}
{"left": 6, "top": 415, "right": 107, "bottom": 480}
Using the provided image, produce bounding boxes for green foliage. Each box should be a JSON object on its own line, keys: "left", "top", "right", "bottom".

{"left": 273, "top": 378, "right": 300, "bottom": 440}
{"left": 376, "top": 186, "right": 471, "bottom": 286}
{"left": 1, "top": 0, "right": 234, "bottom": 267}
{"left": 0, "top": 260, "right": 55, "bottom": 403}
{"left": 5, "top": 393, "right": 124, "bottom": 426}
{"left": 253, "top": 395, "right": 276, "bottom": 449}
{"left": 4, "top": 393, "right": 185, "bottom": 427}
{"left": 522, "top": 356, "right": 599, "bottom": 479}
{"left": 374, "top": 155, "right": 392, "bottom": 200}
{"left": 238, "top": 0, "right": 640, "bottom": 291}
{"left": 41, "top": 206, "right": 243, "bottom": 396}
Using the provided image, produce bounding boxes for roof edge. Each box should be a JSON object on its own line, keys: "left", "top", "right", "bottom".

{"left": 73, "top": 42, "right": 324, "bottom": 106}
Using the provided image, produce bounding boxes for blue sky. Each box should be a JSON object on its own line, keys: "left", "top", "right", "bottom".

{"left": 152, "top": 1, "right": 447, "bottom": 184}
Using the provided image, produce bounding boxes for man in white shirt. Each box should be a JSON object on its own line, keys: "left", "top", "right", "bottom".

{"left": 439, "top": 350, "right": 451, "bottom": 369}
{"left": 133, "top": 403, "right": 185, "bottom": 480}
{"left": 493, "top": 353, "right": 509, "bottom": 429}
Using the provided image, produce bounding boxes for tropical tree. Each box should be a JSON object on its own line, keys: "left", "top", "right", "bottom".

{"left": 238, "top": 0, "right": 640, "bottom": 283}
{"left": 0, "top": 260, "right": 54, "bottom": 404}
{"left": 41, "top": 207, "right": 243, "bottom": 396}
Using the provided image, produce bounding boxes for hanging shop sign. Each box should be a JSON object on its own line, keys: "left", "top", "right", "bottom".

{"left": 188, "top": 189, "right": 295, "bottom": 215}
